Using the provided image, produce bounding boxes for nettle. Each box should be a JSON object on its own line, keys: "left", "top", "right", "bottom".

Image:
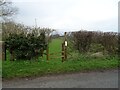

{"left": 5, "top": 32, "right": 47, "bottom": 60}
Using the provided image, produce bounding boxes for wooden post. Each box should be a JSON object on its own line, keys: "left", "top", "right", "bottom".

{"left": 62, "top": 43, "right": 65, "bottom": 62}
{"left": 64, "top": 32, "right": 67, "bottom": 41}
{"left": 61, "top": 32, "right": 67, "bottom": 62}
{"left": 9, "top": 48, "right": 15, "bottom": 61}
{"left": 64, "top": 45, "right": 67, "bottom": 60}
{"left": 1, "top": 41, "right": 7, "bottom": 61}
{"left": 4, "top": 43, "right": 6, "bottom": 61}
{"left": 64, "top": 32, "right": 67, "bottom": 60}
{"left": 35, "top": 49, "right": 39, "bottom": 60}
{"left": 46, "top": 44, "right": 49, "bottom": 61}
{"left": 46, "top": 33, "right": 50, "bottom": 61}
{"left": 2, "top": 41, "right": 4, "bottom": 60}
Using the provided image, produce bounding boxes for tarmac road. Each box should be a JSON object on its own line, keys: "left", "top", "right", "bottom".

{"left": 3, "top": 69, "right": 118, "bottom": 88}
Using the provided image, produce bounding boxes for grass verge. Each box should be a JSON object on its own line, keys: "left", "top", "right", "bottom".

{"left": 2, "top": 57, "right": 118, "bottom": 79}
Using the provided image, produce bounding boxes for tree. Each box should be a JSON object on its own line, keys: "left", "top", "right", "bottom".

{"left": 0, "top": 0, "right": 18, "bottom": 21}
{"left": 2, "top": 21, "right": 27, "bottom": 40}
{"left": 42, "top": 28, "right": 55, "bottom": 42}
{"left": 0, "top": 0, "right": 18, "bottom": 41}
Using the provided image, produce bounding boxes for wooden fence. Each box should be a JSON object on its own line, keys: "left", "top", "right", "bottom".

{"left": 46, "top": 32, "right": 67, "bottom": 62}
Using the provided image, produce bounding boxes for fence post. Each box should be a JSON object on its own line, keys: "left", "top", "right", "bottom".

{"left": 9, "top": 48, "right": 15, "bottom": 61}
{"left": 1, "top": 41, "right": 6, "bottom": 61}
{"left": 64, "top": 43, "right": 67, "bottom": 60}
{"left": 62, "top": 43, "right": 65, "bottom": 62}
{"left": 64, "top": 32, "right": 67, "bottom": 60}
{"left": 4, "top": 42, "right": 6, "bottom": 61}
{"left": 46, "top": 44, "right": 49, "bottom": 61}
{"left": 61, "top": 32, "right": 67, "bottom": 62}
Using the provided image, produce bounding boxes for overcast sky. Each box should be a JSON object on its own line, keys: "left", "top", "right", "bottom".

{"left": 12, "top": 0, "right": 119, "bottom": 33}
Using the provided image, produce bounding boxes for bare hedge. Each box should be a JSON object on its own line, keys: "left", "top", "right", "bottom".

{"left": 71, "top": 30, "right": 118, "bottom": 54}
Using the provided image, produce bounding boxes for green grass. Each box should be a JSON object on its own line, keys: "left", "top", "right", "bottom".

{"left": 2, "top": 58, "right": 118, "bottom": 79}
{"left": 2, "top": 38, "right": 118, "bottom": 79}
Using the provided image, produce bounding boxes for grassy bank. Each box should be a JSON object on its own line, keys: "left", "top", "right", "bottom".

{"left": 2, "top": 57, "right": 118, "bottom": 79}
{"left": 2, "top": 38, "right": 118, "bottom": 79}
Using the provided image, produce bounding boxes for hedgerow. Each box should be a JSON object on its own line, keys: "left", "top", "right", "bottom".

{"left": 5, "top": 32, "right": 47, "bottom": 60}
{"left": 69, "top": 30, "right": 118, "bottom": 55}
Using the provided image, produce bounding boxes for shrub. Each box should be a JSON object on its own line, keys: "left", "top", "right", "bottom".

{"left": 5, "top": 32, "right": 47, "bottom": 60}
{"left": 3, "top": 22, "right": 55, "bottom": 60}
{"left": 70, "top": 30, "right": 118, "bottom": 55}
{"left": 101, "top": 32, "right": 118, "bottom": 54}
{"left": 73, "top": 31, "right": 93, "bottom": 53}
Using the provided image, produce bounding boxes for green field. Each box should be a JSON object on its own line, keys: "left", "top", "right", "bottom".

{"left": 2, "top": 38, "right": 118, "bottom": 79}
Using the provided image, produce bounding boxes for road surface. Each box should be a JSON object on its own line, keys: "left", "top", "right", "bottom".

{"left": 3, "top": 69, "right": 118, "bottom": 88}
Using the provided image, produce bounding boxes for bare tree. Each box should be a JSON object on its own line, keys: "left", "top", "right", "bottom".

{"left": 42, "top": 28, "right": 55, "bottom": 42}
{"left": 0, "top": 0, "right": 18, "bottom": 21}
{"left": 0, "top": 0, "right": 18, "bottom": 41}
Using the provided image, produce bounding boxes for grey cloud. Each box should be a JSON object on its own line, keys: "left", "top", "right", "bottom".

{"left": 13, "top": 0, "right": 118, "bottom": 32}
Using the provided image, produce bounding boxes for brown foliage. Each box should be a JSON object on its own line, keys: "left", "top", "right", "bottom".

{"left": 72, "top": 30, "right": 118, "bottom": 54}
